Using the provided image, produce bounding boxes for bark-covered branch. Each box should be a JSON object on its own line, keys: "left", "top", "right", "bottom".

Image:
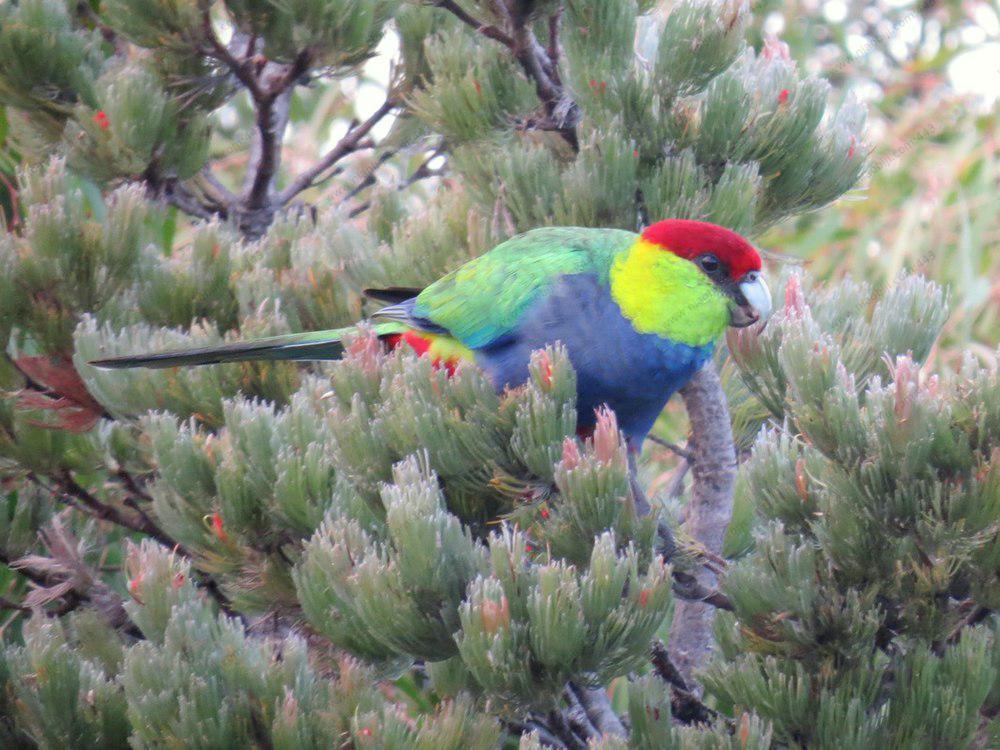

{"left": 651, "top": 639, "right": 725, "bottom": 726}
{"left": 566, "top": 682, "right": 627, "bottom": 738}
{"left": 433, "top": 0, "right": 580, "bottom": 151}
{"left": 432, "top": 0, "right": 515, "bottom": 47}
{"left": 667, "top": 363, "right": 738, "bottom": 691}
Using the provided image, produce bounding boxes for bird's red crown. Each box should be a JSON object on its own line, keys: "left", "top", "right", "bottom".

{"left": 641, "top": 219, "right": 761, "bottom": 280}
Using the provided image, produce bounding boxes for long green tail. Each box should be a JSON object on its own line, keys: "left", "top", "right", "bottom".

{"left": 89, "top": 323, "right": 407, "bottom": 369}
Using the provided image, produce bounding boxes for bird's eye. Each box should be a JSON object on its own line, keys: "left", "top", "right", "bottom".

{"left": 699, "top": 254, "right": 720, "bottom": 273}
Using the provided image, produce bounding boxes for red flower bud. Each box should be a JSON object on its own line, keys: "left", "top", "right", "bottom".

{"left": 211, "top": 511, "right": 230, "bottom": 543}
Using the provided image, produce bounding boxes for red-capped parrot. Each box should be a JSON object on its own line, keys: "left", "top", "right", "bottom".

{"left": 92, "top": 219, "right": 772, "bottom": 447}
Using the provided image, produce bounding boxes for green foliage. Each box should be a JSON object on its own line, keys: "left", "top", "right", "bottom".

{"left": 225, "top": 0, "right": 393, "bottom": 67}
{"left": 457, "top": 529, "right": 671, "bottom": 711}
{"left": 2, "top": 0, "right": 990, "bottom": 745}
{"left": 0, "top": 0, "right": 104, "bottom": 117}
{"left": 628, "top": 674, "right": 773, "bottom": 749}
{"left": 2, "top": 615, "right": 129, "bottom": 749}
{"left": 408, "top": 28, "right": 538, "bottom": 143}
{"left": 1, "top": 542, "right": 501, "bottom": 749}
{"left": 67, "top": 62, "right": 211, "bottom": 183}
{"left": 707, "top": 272, "right": 999, "bottom": 745}
{"left": 422, "top": 0, "right": 865, "bottom": 237}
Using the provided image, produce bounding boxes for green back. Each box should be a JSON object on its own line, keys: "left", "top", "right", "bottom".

{"left": 413, "top": 227, "right": 637, "bottom": 348}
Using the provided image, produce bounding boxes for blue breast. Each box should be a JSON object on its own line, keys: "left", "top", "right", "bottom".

{"left": 473, "top": 274, "right": 714, "bottom": 447}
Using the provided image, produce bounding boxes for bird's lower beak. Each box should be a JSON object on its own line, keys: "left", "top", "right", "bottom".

{"left": 729, "top": 274, "right": 773, "bottom": 328}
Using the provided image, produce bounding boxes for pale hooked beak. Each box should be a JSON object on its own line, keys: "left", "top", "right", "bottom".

{"left": 730, "top": 272, "right": 773, "bottom": 327}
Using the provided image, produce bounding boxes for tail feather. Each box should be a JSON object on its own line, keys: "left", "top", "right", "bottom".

{"left": 90, "top": 327, "right": 376, "bottom": 369}
{"left": 363, "top": 286, "right": 423, "bottom": 305}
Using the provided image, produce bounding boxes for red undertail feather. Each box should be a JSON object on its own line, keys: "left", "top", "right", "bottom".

{"left": 383, "top": 331, "right": 461, "bottom": 376}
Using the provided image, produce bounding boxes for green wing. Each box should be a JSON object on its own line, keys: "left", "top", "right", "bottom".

{"left": 405, "top": 227, "right": 637, "bottom": 349}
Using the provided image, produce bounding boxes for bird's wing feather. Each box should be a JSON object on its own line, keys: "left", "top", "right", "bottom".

{"left": 383, "top": 227, "right": 636, "bottom": 349}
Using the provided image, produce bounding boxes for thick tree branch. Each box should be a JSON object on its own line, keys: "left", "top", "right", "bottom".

{"left": 242, "top": 50, "right": 311, "bottom": 211}
{"left": 507, "top": 719, "right": 568, "bottom": 749}
{"left": 546, "top": 708, "right": 588, "bottom": 750}
{"left": 650, "top": 640, "right": 725, "bottom": 726}
{"left": 243, "top": 83, "right": 294, "bottom": 209}
{"left": 667, "top": 363, "right": 738, "bottom": 691}
{"left": 501, "top": 3, "right": 580, "bottom": 151}
{"left": 197, "top": 166, "right": 237, "bottom": 208}
{"left": 566, "top": 682, "right": 626, "bottom": 739}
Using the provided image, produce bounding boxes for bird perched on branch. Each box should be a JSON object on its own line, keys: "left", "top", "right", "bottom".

{"left": 92, "top": 218, "right": 771, "bottom": 448}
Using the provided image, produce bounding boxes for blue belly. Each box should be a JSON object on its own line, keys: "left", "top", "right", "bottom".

{"left": 473, "top": 274, "right": 714, "bottom": 446}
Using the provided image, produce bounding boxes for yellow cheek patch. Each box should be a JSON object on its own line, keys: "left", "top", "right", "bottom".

{"left": 609, "top": 239, "right": 730, "bottom": 347}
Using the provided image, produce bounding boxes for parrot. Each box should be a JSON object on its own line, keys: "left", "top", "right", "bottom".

{"left": 91, "top": 218, "right": 772, "bottom": 449}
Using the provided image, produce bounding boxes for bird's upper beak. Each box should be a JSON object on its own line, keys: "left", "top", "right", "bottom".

{"left": 729, "top": 272, "right": 773, "bottom": 328}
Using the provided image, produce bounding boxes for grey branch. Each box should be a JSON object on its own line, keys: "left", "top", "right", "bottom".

{"left": 243, "top": 54, "right": 307, "bottom": 208}
{"left": 566, "top": 682, "right": 627, "bottom": 738}
{"left": 668, "top": 363, "right": 738, "bottom": 692}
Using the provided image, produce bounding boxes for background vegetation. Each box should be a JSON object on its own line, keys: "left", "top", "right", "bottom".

{"left": 0, "top": 0, "right": 996, "bottom": 746}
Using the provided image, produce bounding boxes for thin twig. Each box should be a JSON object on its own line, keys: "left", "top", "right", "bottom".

{"left": 30, "top": 470, "right": 238, "bottom": 617}
{"left": 278, "top": 96, "right": 399, "bottom": 205}
{"left": 54, "top": 471, "right": 175, "bottom": 547}
{"left": 346, "top": 147, "right": 446, "bottom": 218}
{"left": 432, "top": 0, "right": 515, "bottom": 47}
{"left": 647, "top": 434, "right": 694, "bottom": 461}
{"left": 433, "top": 0, "right": 580, "bottom": 150}
{"left": 202, "top": 14, "right": 262, "bottom": 100}
{"left": 0, "top": 596, "right": 31, "bottom": 613}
